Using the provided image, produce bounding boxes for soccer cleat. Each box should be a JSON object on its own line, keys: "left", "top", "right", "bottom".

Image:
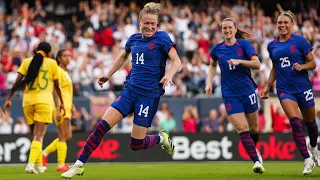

{"left": 61, "top": 165, "right": 84, "bottom": 179}
{"left": 42, "top": 155, "right": 48, "bottom": 167}
{"left": 256, "top": 149, "right": 263, "bottom": 164}
{"left": 159, "top": 131, "right": 175, "bottom": 156}
{"left": 252, "top": 161, "right": 265, "bottom": 174}
{"left": 25, "top": 165, "right": 39, "bottom": 174}
{"left": 57, "top": 164, "right": 70, "bottom": 172}
{"left": 302, "top": 157, "right": 315, "bottom": 176}
{"left": 308, "top": 144, "right": 320, "bottom": 167}
{"left": 37, "top": 166, "right": 47, "bottom": 173}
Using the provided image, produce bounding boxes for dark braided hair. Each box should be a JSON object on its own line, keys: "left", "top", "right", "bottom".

{"left": 14, "top": 42, "right": 51, "bottom": 89}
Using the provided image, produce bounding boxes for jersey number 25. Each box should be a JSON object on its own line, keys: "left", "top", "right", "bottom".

{"left": 279, "top": 57, "right": 290, "bottom": 68}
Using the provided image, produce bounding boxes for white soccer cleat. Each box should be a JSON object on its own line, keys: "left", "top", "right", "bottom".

{"left": 302, "top": 157, "right": 315, "bottom": 176}
{"left": 252, "top": 161, "right": 265, "bottom": 174}
{"left": 308, "top": 144, "right": 320, "bottom": 167}
{"left": 25, "top": 165, "right": 39, "bottom": 174}
{"left": 159, "top": 131, "right": 175, "bottom": 156}
{"left": 37, "top": 165, "right": 47, "bottom": 173}
{"left": 61, "top": 165, "right": 84, "bottom": 179}
{"left": 256, "top": 149, "right": 263, "bottom": 164}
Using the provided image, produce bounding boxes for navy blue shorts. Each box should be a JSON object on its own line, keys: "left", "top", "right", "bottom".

{"left": 278, "top": 89, "right": 315, "bottom": 109}
{"left": 223, "top": 92, "right": 259, "bottom": 116}
{"left": 111, "top": 87, "right": 160, "bottom": 127}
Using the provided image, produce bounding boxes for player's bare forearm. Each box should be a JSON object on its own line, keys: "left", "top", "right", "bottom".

{"left": 207, "top": 60, "right": 217, "bottom": 85}
{"left": 240, "top": 56, "right": 260, "bottom": 69}
{"left": 167, "top": 48, "right": 181, "bottom": 77}
{"left": 53, "top": 90, "right": 59, "bottom": 109}
{"left": 301, "top": 53, "right": 316, "bottom": 70}
{"left": 266, "top": 67, "right": 277, "bottom": 89}
{"left": 7, "top": 73, "right": 24, "bottom": 101}
{"left": 106, "top": 51, "right": 130, "bottom": 78}
{"left": 54, "top": 80, "right": 64, "bottom": 106}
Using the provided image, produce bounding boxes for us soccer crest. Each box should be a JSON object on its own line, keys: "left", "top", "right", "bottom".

{"left": 237, "top": 49, "right": 243, "bottom": 56}
{"left": 149, "top": 42, "right": 155, "bottom": 50}
{"left": 290, "top": 45, "right": 296, "bottom": 53}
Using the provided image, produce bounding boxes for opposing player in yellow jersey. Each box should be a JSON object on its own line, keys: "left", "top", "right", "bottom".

{"left": 2, "top": 42, "right": 65, "bottom": 174}
{"left": 42, "top": 49, "right": 73, "bottom": 172}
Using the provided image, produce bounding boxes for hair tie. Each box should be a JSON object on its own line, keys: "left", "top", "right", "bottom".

{"left": 37, "top": 50, "right": 47, "bottom": 57}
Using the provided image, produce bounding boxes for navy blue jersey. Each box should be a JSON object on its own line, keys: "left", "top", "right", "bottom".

{"left": 124, "top": 31, "right": 175, "bottom": 98}
{"left": 267, "top": 34, "right": 313, "bottom": 94}
{"left": 210, "top": 39, "right": 258, "bottom": 97}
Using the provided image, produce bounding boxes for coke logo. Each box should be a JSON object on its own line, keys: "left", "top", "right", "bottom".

{"left": 238, "top": 136, "right": 296, "bottom": 160}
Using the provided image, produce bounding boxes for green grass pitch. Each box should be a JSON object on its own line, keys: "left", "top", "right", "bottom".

{"left": 0, "top": 162, "right": 319, "bottom": 180}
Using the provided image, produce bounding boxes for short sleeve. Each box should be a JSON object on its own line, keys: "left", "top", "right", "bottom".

{"left": 243, "top": 40, "right": 258, "bottom": 58}
{"left": 17, "top": 59, "right": 29, "bottom": 76}
{"left": 209, "top": 46, "right": 217, "bottom": 61}
{"left": 299, "top": 37, "right": 313, "bottom": 56}
{"left": 160, "top": 32, "right": 175, "bottom": 53}
{"left": 51, "top": 60, "right": 59, "bottom": 80}
{"left": 124, "top": 35, "right": 135, "bottom": 53}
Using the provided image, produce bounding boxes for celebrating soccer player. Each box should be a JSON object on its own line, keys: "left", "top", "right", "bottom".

{"left": 206, "top": 18, "right": 264, "bottom": 173}
{"left": 261, "top": 11, "right": 320, "bottom": 175}
{"left": 62, "top": 2, "right": 181, "bottom": 178}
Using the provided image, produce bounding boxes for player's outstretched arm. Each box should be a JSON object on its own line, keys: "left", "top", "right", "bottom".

{"left": 160, "top": 47, "right": 181, "bottom": 88}
{"left": 3, "top": 73, "right": 24, "bottom": 113}
{"left": 261, "top": 62, "right": 277, "bottom": 99}
{"left": 205, "top": 59, "right": 217, "bottom": 96}
{"left": 228, "top": 55, "right": 260, "bottom": 70}
{"left": 54, "top": 79, "right": 65, "bottom": 115}
{"left": 105, "top": 51, "right": 130, "bottom": 80}
{"left": 292, "top": 52, "right": 316, "bottom": 71}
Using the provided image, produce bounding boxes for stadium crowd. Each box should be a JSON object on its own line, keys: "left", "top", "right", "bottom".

{"left": 0, "top": 0, "right": 319, "bottom": 134}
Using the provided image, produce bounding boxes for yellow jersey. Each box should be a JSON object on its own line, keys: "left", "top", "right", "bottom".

{"left": 58, "top": 66, "right": 73, "bottom": 109}
{"left": 18, "top": 57, "right": 59, "bottom": 107}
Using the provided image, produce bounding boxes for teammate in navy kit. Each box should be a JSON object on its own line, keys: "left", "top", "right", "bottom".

{"left": 261, "top": 11, "right": 320, "bottom": 175}
{"left": 205, "top": 18, "right": 265, "bottom": 173}
{"left": 62, "top": 2, "right": 181, "bottom": 178}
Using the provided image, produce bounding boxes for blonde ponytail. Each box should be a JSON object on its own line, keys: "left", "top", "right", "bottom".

{"left": 139, "top": 2, "right": 161, "bottom": 21}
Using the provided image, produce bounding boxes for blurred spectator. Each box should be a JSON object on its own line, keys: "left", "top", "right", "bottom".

{"left": 155, "top": 103, "right": 170, "bottom": 125}
{"left": 71, "top": 107, "right": 90, "bottom": 133}
{"left": 160, "top": 111, "right": 176, "bottom": 133}
{"left": 13, "top": 116, "right": 29, "bottom": 134}
{"left": 316, "top": 111, "right": 320, "bottom": 133}
{"left": 0, "top": 64, "right": 7, "bottom": 96}
{"left": 271, "top": 104, "right": 290, "bottom": 133}
{"left": 218, "top": 103, "right": 234, "bottom": 132}
{"left": 0, "top": 111, "right": 13, "bottom": 134}
{"left": 182, "top": 105, "right": 198, "bottom": 133}
{"left": 258, "top": 109, "right": 265, "bottom": 132}
{"left": 121, "top": 113, "right": 133, "bottom": 133}
{"left": 201, "top": 109, "right": 224, "bottom": 133}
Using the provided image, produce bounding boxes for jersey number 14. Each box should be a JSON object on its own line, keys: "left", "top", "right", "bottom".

{"left": 136, "top": 53, "right": 144, "bottom": 65}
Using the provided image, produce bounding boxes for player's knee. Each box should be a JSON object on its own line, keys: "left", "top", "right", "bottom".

{"left": 234, "top": 124, "right": 249, "bottom": 133}
{"left": 33, "top": 134, "right": 43, "bottom": 142}
{"left": 249, "top": 127, "right": 259, "bottom": 133}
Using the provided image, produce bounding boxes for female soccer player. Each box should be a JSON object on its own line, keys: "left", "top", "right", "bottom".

{"left": 62, "top": 2, "right": 181, "bottom": 178}
{"left": 205, "top": 18, "right": 264, "bottom": 173}
{"left": 2, "top": 42, "right": 65, "bottom": 174}
{"left": 261, "top": 11, "right": 320, "bottom": 175}
{"left": 42, "top": 49, "right": 73, "bottom": 172}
